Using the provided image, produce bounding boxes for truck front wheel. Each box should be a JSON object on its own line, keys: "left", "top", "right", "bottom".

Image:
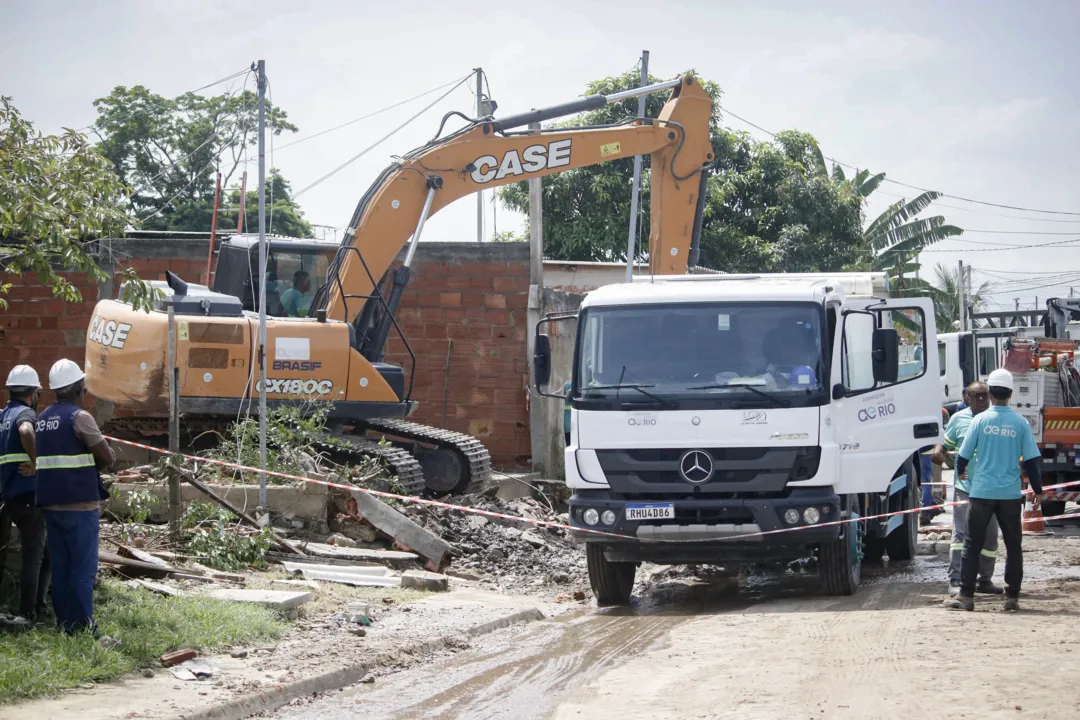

{"left": 586, "top": 543, "right": 635, "bottom": 606}
{"left": 820, "top": 509, "right": 862, "bottom": 596}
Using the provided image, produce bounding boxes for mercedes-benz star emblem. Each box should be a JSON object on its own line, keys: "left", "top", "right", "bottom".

{"left": 678, "top": 450, "right": 714, "bottom": 484}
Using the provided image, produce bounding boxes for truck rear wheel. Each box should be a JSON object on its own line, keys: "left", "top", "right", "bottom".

{"left": 885, "top": 458, "right": 919, "bottom": 561}
{"left": 820, "top": 510, "right": 862, "bottom": 596}
{"left": 586, "top": 544, "right": 635, "bottom": 607}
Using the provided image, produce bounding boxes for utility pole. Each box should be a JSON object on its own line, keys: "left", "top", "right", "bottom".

{"left": 476, "top": 68, "right": 484, "bottom": 242}
{"left": 256, "top": 59, "right": 268, "bottom": 508}
{"left": 957, "top": 260, "right": 966, "bottom": 332}
{"left": 624, "top": 50, "right": 650, "bottom": 283}
{"left": 527, "top": 121, "right": 545, "bottom": 474}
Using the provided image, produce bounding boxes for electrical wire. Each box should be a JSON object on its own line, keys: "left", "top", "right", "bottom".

{"left": 126, "top": 73, "right": 251, "bottom": 200}
{"left": 292, "top": 76, "right": 471, "bottom": 200}
{"left": 922, "top": 238, "right": 1080, "bottom": 252}
{"left": 720, "top": 105, "right": 1080, "bottom": 218}
{"left": 77, "top": 66, "right": 252, "bottom": 133}
{"left": 275, "top": 74, "right": 473, "bottom": 152}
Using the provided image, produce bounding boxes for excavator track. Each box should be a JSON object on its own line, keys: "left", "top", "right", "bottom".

{"left": 362, "top": 418, "right": 492, "bottom": 497}
{"left": 313, "top": 431, "right": 426, "bottom": 496}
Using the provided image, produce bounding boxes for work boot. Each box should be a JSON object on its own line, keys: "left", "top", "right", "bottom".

{"left": 1003, "top": 597, "right": 1020, "bottom": 612}
{"left": 948, "top": 583, "right": 961, "bottom": 598}
{"left": 976, "top": 580, "right": 1005, "bottom": 595}
{"left": 945, "top": 595, "right": 974, "bottom": 611}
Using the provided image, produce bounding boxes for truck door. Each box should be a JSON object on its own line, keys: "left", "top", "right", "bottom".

{"left": 831, "top": 297, "right": 942, "bottom": 494}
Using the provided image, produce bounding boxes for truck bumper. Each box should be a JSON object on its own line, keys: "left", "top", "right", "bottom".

{"left": 568, "top": 488, "right": 842, "bottom": 564}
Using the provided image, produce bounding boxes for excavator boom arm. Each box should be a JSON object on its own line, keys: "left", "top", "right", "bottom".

{"left": 323, "top": 74, "right": 714, "bottom": 327}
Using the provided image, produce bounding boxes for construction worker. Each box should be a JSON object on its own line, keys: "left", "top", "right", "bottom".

{"left": 947, "top": 369, "right": 1042, "bottom": 612}
{"left": 933, "top": 381, "right": 1002, "bottom": 598}
{"left": 0, "top": 365, "right": 50, "bottom": 621}
{"left": 35, "top": 359, "right": 115, "bottom": 636}
{"left": 563, "top": 379, "right": 572, "bottom": 447}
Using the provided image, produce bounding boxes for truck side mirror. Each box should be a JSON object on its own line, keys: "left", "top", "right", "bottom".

{"left": 872, "top": 327, "right": 900, "bottom": 384}
{"left": 534, "top": 334, "right": 552, "bottom": 387}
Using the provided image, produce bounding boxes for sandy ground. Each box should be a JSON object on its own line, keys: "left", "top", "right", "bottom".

{"left": 271, "top": 532, "right": 1080, "bottom": 720}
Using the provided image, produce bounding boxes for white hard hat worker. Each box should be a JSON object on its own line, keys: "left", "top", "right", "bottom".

{"left": 986, "top": 368, "right": 1014, "bottom": 392}
{"left": 5, "top": 365, "right": 41, "bottom": 390}
{"left": 48, "top": 359, "right": 86, "bottom": 392}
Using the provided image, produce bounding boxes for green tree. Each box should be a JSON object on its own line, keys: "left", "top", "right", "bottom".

{"left": 915, "top": 261, "right": 990, "bottom": 331}
{"left": 223, "top": 170, "right": 312, "bottom": 239}
{"left": 0, "top": 97, "right": 157, "bottom": 311}
{"left": 498, "top": 70, "right": 867, "bottom": 272}
{"left": 92, "top": 84, "right": 310, "bottom": 235}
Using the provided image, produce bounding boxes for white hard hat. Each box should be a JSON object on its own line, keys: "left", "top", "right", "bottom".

{"left": 49, "top": 359, "right": 86, "bottom": 391}
{"left": 987, "top": 368, "right": 1014, "bottom": 391}
{"left": 5, "top": 365, "right": 41, "bottom": 389}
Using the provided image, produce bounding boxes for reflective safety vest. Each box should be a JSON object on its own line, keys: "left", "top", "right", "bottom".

{"left": 0, "top": 401, "right": 35, "bottom": 500}
{"left": 35, "top": 402, "right": 106, "bottom": 507}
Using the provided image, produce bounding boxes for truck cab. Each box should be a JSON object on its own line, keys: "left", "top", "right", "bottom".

{"left": 534, "top": 273, "right": 942, "bottom": 604}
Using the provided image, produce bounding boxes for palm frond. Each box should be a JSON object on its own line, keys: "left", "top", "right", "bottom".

{"left": 858, "top": 172, "right": 886, "bottom": 198}
{"left": 864, "top": 191, "right": 943, "bottom": 241}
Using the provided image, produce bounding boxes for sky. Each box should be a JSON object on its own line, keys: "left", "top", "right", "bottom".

{"left": 3, "top": 0, "right": 1079, "bottom": 314}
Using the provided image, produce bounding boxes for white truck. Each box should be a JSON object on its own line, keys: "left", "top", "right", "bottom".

{"left": 533, "top": 272, "right": 943, "bottom": 604}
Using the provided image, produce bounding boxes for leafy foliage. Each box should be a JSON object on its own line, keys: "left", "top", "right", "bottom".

{"left": 0, "top": 97, "right": 158, "bottom": 311}
{"left": 92, "top": 85, "right": 311, "bottom": 236}
{"left": 902, "top": 262, "right": 990, "bottom": 332}
{"left": 201, "top": 403, "right": 333, "bottom": 484}
{"left": 186, "top": 521, "right": 276, "bottom": 572}
{"left": 498, "top": 71, "right": 866, "bottom": 273}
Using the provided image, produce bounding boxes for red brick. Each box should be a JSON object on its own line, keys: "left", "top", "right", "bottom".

{"left": 438, "top": 293, "right": 461, "bottom": 307}
{"left": 460, "top": 293, "right": 485, "bottom": 308}
{"left": 469, "top": 276, "right": 494, "bottom": 291}
{"left": 443, "top": 308, "right": 465, "bottom": 323}
{"left": 483, "top": 294, "right": 507, "bottom": 310}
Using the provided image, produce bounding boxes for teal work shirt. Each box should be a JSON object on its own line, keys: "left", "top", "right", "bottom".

{"left": 957, "top": 406, "right": 1040, "bottom": 500}
{"left": 943, "top": 408, "right": 975, "bottom": 493}
{"left": 563, "top": 380, "right": 572, "bottom": 434}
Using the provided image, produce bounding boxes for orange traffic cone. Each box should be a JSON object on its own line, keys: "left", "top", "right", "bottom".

{"left": 1022, "top": 476, "right": 1052, "bottom": 536}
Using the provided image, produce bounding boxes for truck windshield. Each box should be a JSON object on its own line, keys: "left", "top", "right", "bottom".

{"left": 576, "top": 302, "right": 826, "bottom": 401}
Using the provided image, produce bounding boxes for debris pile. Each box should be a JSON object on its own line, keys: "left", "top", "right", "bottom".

{"left": 404, "top": 492, "right": 587, "bottom": 592}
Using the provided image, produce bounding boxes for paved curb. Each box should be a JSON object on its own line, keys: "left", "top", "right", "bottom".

{"left": 173, "top": 606, "right": 545, "bottom": 720}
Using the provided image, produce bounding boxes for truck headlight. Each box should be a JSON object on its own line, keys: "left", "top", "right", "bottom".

{"left": 601, "top": 510, "right": 616, "bottom": 526}
{"left": 784, "top": 508, "right": 801, "bottom": 525}
{"left": 583, "top": 509, "right": 600, "bottom": 526}
{"left": 803, "top": 507, "right": 821, "bottom": 525}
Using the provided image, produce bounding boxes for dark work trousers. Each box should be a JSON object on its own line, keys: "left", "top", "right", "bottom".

{"left": 43, "top": 509, "right": 99, "bottom": 635}
{"left": 961, "top": 497, "right": 1024, "bottom": 599}
{"left": 0, "top": 495, "right": 51, "bottom": 618}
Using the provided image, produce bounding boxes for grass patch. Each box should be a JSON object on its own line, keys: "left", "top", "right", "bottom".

{"left": 0, "top": 580, "right": 287, "bottom": 705}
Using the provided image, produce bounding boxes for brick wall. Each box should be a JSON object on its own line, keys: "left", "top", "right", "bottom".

{"left": 385, "top": 244, "right": 532, "bottom": 467}
{"left": 0, "top": 235, "right": 531, "bottom": 467}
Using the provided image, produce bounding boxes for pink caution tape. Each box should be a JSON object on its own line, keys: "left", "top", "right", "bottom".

{"left": 103, "top": 436, "right": 1080, "bottom": 545}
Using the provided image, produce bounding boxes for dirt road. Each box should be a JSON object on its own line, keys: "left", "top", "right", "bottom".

{"left": 274, "top": 536, "right": 1080, "bottom": 720}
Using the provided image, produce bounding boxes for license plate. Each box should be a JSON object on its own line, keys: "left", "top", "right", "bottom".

{"left": 626, "top": 503, "right": 674, "bottom": 521}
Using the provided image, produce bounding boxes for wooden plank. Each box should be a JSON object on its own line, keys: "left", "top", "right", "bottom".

{"left": 100, "top": 550, "right": 178, "bottom": 576}
{"left": 348, "top": 490, "right": 455, "bottom": 569}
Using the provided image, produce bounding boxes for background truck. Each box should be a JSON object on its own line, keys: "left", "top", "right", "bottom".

{"left": 949, "top": 297, "right": 1080, "bottom": 519}
{"left": 533, "top": 272, "right": 942, "bottom": 604}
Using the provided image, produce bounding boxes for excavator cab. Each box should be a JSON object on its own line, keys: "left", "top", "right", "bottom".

{"left": 210, "top": 235, "right": 338, "bottom": 318}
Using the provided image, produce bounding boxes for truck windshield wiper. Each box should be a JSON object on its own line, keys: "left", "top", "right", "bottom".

{"left": 685, "top": 382, "right": 792, "bottom": 408}
{"left": 582, "top": 383, "right": 674, "bottom": 408}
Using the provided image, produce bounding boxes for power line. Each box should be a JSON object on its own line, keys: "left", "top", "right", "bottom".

{"left": 923, "top": 237, "right": 1080, "bottom": 253}
{"left": 275, "top": 74, "right": 473, "bottom": 152}
{"left": 720, "top": 105, "right": 1080, "bottom": 218}
{"left": 292, "top": 76, "right": 471, "bottom": 200}
{"left": 78, "top": 66, "right": 252, "bottom": 133}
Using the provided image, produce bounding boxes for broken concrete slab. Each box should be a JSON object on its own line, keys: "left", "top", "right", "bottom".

{"left": 348, "top": 491, "right": 455, "bottom": 569}
{"left": 206, "top": 589, "right": 312, "bottom": 610}
{"left": 494, "top": 472, "right": 541, "bottom": 501}
{"left": 281, "top": 562, "right": 402, "bottom": 588}
{"left": 299, "top": 541, "right": 418, "bottom": 565}
{"left": 400, "top": 570, "right": 450, "bottom": 592}
{"left": 134, "top": 579, "right": 184, "bottom": 597}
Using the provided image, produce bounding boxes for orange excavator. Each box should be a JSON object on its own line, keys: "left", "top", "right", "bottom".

{"left": 85, "top": 74, "right": 714, "bottom": 496}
